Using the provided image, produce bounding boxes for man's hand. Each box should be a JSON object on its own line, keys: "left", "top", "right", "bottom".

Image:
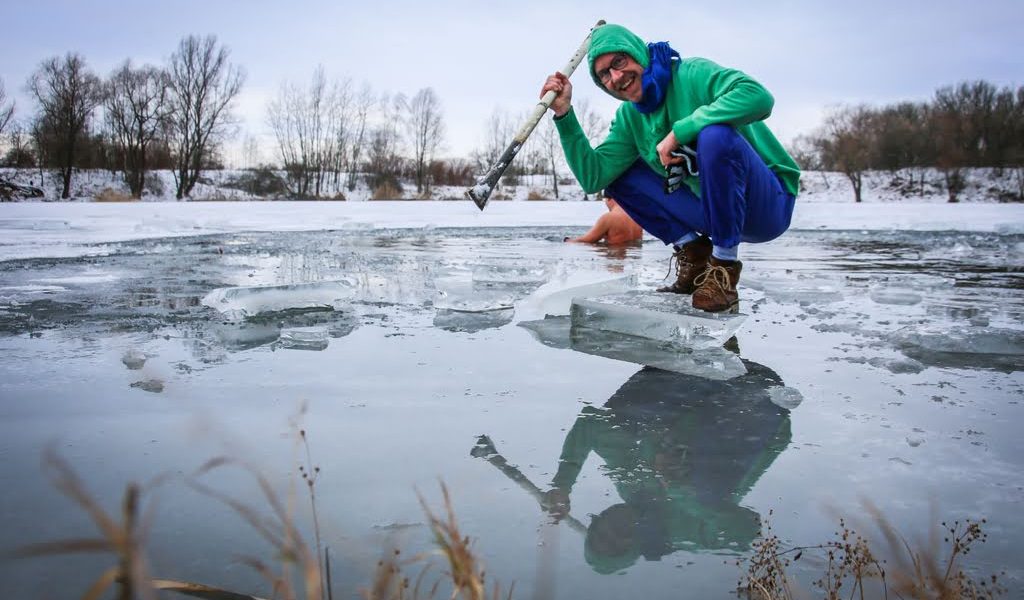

{"left": 541, "top": 72, "right": 573, "bottom": 117}
{"left": 656, "top": 130, "right": 683, "bottom": 168}
{"left": 543, "top": 487, "right": 571, "bottom": 522}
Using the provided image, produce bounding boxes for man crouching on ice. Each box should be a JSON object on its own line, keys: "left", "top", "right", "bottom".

{"left": 541, "top": 23, "right": 800, "bottom": 312}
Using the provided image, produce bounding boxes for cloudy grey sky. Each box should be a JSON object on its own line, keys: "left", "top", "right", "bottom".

{"left": 2, "top": 0, "right": 1021, "bottom": 163}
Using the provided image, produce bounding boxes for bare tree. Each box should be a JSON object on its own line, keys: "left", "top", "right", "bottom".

{"left": 0, "top": 78, "right": 14, "bottom": 137}
{"left": 165, "top": 35, "right": 244, "bottom": 199}
{"left": 534, "top": 116, "right": 562, "bottom": 198}
{"left": 105, "top": 61, "right": 169, "bottom": 197}
{"left": 345, "top": 82, "right": 373, "bottom": 191}
{"left": 241, "top": 134, "right": 261, "bottom": 169}
{"left": 267, "top": 66, "right": 353, "bottom": 198}
{"left": 27, "top": 53, "right": 103, "bottom": 199}
{"left": 473, "top": 108, "right": 514, "bottom": 174}
{"left": 569, "top": 98, "right": 609, "bottom": 199}
{"left": 406, "top": 87, "right": 445, "bottom": 195}
{"left": 365, "top": 92, "right": 406, "bottom": 193}
{"left": 817, "top": 105, "right": 875, "bottom": 202}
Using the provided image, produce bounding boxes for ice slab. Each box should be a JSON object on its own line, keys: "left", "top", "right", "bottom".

{"left": 570, "top": 291, "right": 746, "bottom": 349}
{"left": 893, "top": 325, "right": 1024, "bottom": 356}
{"left": 518, "top": 316, "right": 748, "bottom": 380}
{"left": 211, "top": 321, "right": 281, "bottom": 351}
{"left": 279, "top": 327, "right": 329, "bottom": 351}
{"left": 434, "top": 308, "right": 514, "bottom": 333}
{"left": 516, "top": 271, "right": 637, "bottom": 320}
{"left": 202, "top": 279, "right": 357, "bottom": 321}
{"left": 433, "top": 276, "right": 515, "bottom": 312}
{"left": 891, "top": 325, "right": 1024, "bottom": 371}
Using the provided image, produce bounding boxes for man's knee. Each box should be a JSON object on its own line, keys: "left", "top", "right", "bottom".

{"left": 696, "top": 124, "right": 740, "bottom": 156}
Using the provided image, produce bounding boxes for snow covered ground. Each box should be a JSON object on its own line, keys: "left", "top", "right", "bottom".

{"left": 0, "top": 200, "right": 1021, "bottom": 598}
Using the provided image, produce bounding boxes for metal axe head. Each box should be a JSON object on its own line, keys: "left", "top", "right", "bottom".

{"left": 466, "top": 183, "right": 492, "bottom": 211}
{"left": 471, "top": 434, "right": 499, "bottom": 458}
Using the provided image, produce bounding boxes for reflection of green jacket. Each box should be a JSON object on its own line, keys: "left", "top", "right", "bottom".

{"left": 555, "top": 23, "right": 800, "bottom": 198}
{"left": 551, "top": 365, "right": 792, "bottom": 553}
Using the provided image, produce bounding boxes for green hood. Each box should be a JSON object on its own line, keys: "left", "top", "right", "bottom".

{"left": 587, "top": 24, "right": 650, "bottom": 92}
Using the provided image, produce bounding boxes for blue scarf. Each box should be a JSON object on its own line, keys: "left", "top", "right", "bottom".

{"left": 632, "top": 42, "right": 680, "bottom": 114}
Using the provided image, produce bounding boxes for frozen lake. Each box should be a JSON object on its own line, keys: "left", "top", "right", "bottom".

{"left": 1, "top": 201, "right": 1022, "bottom": 598}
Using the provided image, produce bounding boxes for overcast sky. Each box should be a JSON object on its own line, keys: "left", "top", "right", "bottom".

{"left": 2, "top": 0, "right": 1021, "bottom": 165}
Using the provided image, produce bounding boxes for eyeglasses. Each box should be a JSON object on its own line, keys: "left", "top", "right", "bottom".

{"left": 596, "top": 53, "right": 629, "bottom": 84}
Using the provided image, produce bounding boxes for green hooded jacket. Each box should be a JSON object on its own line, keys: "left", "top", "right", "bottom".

{"left": 554, "top": 23, "right": 801, "bottom": 199}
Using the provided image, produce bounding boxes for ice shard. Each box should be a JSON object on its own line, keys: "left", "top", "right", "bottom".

{"left": 570, "top": 291, "right": 747, "bottom": 349}
{"left": 202, "top": 279, "right": 357, "bottom": 321}
{"left": 891, "top": 325, "right": 1024, "bottom": 371}
{"left": 434, "top": 308, "right": 515, "bottom": 333}
{"left": 516, "top": 272, "right": 637, "bottom": 320}
{"left": 279, "top": 327, "right": 330, "bottom": 351}
{"left": 433, "top": 276, "right": 516, "bottom": 312}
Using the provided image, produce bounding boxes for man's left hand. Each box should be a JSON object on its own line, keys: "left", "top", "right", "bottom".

{"left": 656, "top": 131, "right": 683, "bottom": 168}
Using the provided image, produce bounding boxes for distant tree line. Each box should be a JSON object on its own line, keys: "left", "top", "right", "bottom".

{"left": 792, "top": 80, "right": 1024, "bottom": 202}
{"left": 2, "top": 34, "right": 612, "bottom": 201}
{"left": 9, "top": 42, "right": 1018, "bottom": 203}
{"left": 1, "top": 36, "right": 243, "bottom": 200}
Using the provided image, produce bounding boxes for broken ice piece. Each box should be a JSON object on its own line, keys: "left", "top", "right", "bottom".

{"left": 121, "top": 349, "right": 147, "bottom": 370}
{"left": 202, "top": 279, "right": 357, "bottom": 321}
{"left": 278, "top": 327, "right": 329, "bottom": 351}
{"left": 571, "top": 325, "right": 747, "bottom": 380}
{"left": 517, "top": 316, "right": 747, "bottom": 380}
{"left": 433, "top": 276, "right": 515, "bottom": 312}
{"left": 516, "top": 272, "right": 637, "bottom": 320}
{"left": 570, "top": 291, "right": 746, "bottom": 349}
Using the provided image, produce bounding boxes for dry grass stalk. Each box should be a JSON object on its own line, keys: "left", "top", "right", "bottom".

{"left": 9, "top": 447, "right": 160, "bottom": 600}
{"left": 739, "top": 502, "right": 1006, "bottom": 600}
{"left": 189, "top": 455, "right": 324, "bottom": 600}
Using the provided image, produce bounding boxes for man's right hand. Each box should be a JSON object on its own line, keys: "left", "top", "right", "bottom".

{"left": 543, "top": 487, "right": 571, "bottom": 521}
{"left": 541, "top": 72, "right": 573, "bottom": 118}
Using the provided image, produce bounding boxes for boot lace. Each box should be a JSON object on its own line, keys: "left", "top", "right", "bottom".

{"left": 663, "top": 248, "right": 689, "bottom": 281}
{"left": 693, "top": 264, "right": 732, "bottom": 295}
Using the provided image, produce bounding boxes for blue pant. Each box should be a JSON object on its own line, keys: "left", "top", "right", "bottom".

{"left": 606, "top": 124, "right": 795, "bottom": 249}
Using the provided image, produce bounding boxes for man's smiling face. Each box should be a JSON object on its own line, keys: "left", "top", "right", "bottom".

{"left": 593, "top": 52, "right": 644, "bottom": 102}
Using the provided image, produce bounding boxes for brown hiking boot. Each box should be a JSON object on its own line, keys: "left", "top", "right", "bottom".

{"left": 657, "top": 236, "right": 712, "bottom": 294}
{"left": 692, "top": 258, "right": 742, "bottom": 313}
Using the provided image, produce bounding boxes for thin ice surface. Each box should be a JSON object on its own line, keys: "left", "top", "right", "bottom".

{"left": 571, "top": 291, "right": 747, "bottom": 349}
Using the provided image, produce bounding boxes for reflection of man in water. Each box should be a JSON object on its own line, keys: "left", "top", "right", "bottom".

{"left": 564, "top": 194, "right": 643, "bottom": 246}
{"left": 544, "top": 362, "right": 792, "bottom": 574}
